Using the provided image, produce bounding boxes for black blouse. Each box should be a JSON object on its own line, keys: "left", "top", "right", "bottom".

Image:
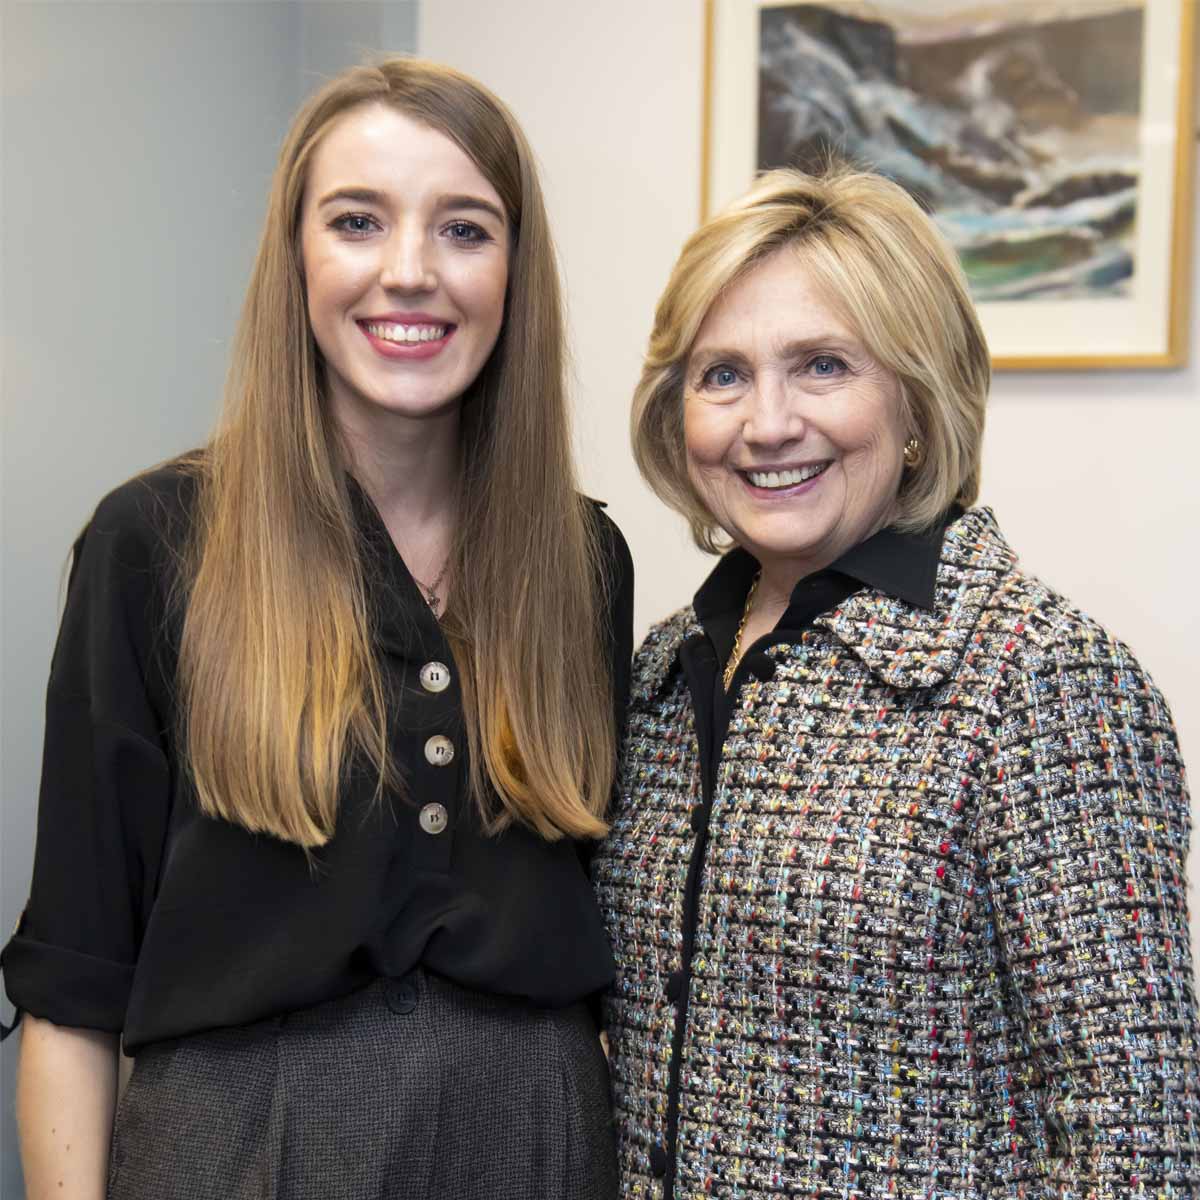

{"left": 683, "top": 516, "right": 953, "bottom": 777}
{"left": 1, "top": 463, "right": 634, "bottom": 1053}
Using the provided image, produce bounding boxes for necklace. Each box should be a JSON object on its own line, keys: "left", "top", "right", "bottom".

{"left": 414, "top": 558, "right": 450, "bottom": 617}
{"left": 722, "top": 572, "right": 760, "bottom": 692}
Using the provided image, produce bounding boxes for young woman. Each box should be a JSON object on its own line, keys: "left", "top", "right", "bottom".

{"left": 4, "top": 58, "right": 632, "bottom": 1200}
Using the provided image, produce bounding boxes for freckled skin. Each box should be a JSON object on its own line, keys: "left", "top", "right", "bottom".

{"left": 684, "top": 248, "right": 908, "bottom": 597}
{"left": 16, "top": 1018, "right": 120, "bottom": 1199}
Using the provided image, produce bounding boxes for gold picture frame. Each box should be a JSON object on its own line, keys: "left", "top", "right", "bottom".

{"left": 702, "top": 0, "right": 1196, "bottom": 369}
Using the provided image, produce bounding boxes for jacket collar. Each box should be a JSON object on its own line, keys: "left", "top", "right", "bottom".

{"left": 633, "top": 507, "right": 1017, "bottom": 701}
{"left": 813, "top": 507, "right": 1017, "bottom": 689}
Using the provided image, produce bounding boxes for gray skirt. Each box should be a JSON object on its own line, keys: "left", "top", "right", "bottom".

{"left": 107, "top": 969, "right": 617, "bottom": 1199}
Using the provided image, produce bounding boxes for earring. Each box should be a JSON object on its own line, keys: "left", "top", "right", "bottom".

{"left": 903, "top": 437, "right": 922, "bottom": 468}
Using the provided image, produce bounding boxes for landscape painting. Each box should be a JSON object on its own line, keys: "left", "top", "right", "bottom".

{"left": 705, "top": 0, "right": 1194, "bottom": 367}
{"left": 759, "top": 1, "right": 1142, "bottom": 302}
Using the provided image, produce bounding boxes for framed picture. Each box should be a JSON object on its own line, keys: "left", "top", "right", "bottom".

{"left": 703, "top": 0, "right": 1196, "bottom": 368}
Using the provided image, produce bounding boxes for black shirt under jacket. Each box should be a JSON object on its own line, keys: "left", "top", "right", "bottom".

{"left": 1, "top": 463, "right": 634, "bottom": 1053}
{"left": 684, "top": 516, "right": 953, "bottom": 781}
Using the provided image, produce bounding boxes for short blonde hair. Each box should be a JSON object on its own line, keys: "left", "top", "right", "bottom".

{"left": 632, "top": 165, "right": 990, "bottom": 552}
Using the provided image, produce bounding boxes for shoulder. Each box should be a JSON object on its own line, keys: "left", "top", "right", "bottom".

{"left": 937, "top": 507, "right": 1116, "bottom": 663}
{"left": 585, "top": 500, "right": 635, "bottom": 637}
{"left": 70, "top": 455, "right": 203, "bottom": 605}
{"left": 83, "top": 456, "right": 202, "bottom": 565}
{"left": 89, "top": 455, "right": 202, "bottom": 540}
{"left": 586, "top": 499, "right": 633, "bottom": 586}
{"left": 979, "top": 531, "right": 1125, "bottom": 659}
{"left": 630, "top": 606, "right": 698, "bottom": 703}
{"left": 637, "top": 606, "right": 697, "bottom": 657}
{"left": 982, "top": 540, "right": 1170, "bottom": 717}
{"left": 984, "top": 564, "right": 1186, "bottom": 825}
{"left": 50, "top": 456, "right": 204, "bottom": 690}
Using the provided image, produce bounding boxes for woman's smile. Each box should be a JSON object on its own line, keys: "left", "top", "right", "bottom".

{"left": 739, "top": 459, "right": 831, "bottom": 495}
{"left": 683, "top": 247, "right": 907, "bottom": 587}
{"left": 300, "top": 104, "right": 510, "bottom": 430}
{"left": 358, "top": 315, "right": 457, "bottom": 359}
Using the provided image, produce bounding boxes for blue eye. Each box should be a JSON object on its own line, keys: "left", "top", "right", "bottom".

{"left": 702, "top": 365, "right": 740, "bottom": 389}
{"left": 444, "top": 220, "right": 490, "bottom": 244}
{"left": 808, "top": 354, "right": 847, "bottom": 377}
{"left": 330, "top": 212, "right": 379, "bottom": 237}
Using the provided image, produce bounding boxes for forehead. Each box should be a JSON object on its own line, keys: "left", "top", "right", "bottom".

{"left": 305, "top": 103, "right": 503, "bottom": 209}
{"left": 693, "top": 247, "right": 857, "bottom": 350}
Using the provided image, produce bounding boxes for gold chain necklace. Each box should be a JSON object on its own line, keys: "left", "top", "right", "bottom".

{"left": 722, "top": 572, "right": 760, "bottom": 692}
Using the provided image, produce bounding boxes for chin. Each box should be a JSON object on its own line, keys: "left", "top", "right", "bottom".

{"left": 361, "top": 387, "right": 461, "bottom": 419}
{"left": 740, "top": 524, "right": 830, "bottom": 559}
{"left": 755, "top": 541, "right": 823, "bottom": 564}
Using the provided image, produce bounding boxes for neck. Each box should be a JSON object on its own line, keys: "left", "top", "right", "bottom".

{"left": 752, "top": 502, "right": 900, "bottom": 615}
{"left": 754, "top": 562, "right": 798, "bottom": 617}
{"left": 336, "top": 399, "right": 461, "bottom": 584}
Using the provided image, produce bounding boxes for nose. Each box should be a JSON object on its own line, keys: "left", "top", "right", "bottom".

{"left": 741, "top": 371, "right": 806, "bottom": 449}
{"left": 378, "top": 223, "right": 437, "bottom": 294}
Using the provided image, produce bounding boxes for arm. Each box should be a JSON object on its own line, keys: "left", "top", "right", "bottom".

{"left": 983, "top": 616, "right": 1199, "bottom": 1197}
{"left": 3, "top": 477, "right": 180, "bottom": 1192}
{"left": 17, "top": 1015, "right": 119, "bottom": 1200}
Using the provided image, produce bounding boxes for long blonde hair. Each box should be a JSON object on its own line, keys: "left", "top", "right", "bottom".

{"left": 633, "top": 166, "right": 990, "bottom": 551}
{"left": 179, "top": 58, "right": 614, "bottom": 847}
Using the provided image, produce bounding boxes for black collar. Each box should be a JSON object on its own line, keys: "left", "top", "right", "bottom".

{"left": 693, "top": 511, "right": 955, "bottom": 668}
{"left": 824, "top": 517, "right": 949, "bottom": 611}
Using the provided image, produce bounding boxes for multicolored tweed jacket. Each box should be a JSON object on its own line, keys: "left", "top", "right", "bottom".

{"left": 594, "top": 508, "right": 1198, "bottom": 1200}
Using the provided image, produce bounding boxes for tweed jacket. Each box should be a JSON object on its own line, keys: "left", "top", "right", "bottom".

{"left": 594, "top": 508, "right": 1198, "bottom": 1200}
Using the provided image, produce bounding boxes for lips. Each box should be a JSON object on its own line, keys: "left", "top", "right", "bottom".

{"left": 742, "top": 462, "right": 830, "bottom": 490}
{"left": 357, "top": 318, "right": 457, "bottom": 360}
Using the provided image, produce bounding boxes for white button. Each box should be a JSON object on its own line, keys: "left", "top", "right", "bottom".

{"left": 424, "top": 735, "right": 455, "bottom": 767}
{"left": 420, "top": 662, "right": 451, "bottom": 693}
{"left": 419, "top": 802, "right": 449, "bottom": 835}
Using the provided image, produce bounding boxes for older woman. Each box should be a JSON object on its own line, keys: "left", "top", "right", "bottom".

{"left": 594, "top": 167, "right": 1198, "bottom": 1200}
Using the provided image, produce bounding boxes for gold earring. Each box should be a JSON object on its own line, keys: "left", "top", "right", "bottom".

{"left": 903, "top": 437, "right": 921, "bottom": 467}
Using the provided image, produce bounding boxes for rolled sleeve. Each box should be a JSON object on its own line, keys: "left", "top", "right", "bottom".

{"left": 3, "top": 925, "right": 135, "bottom": 1031}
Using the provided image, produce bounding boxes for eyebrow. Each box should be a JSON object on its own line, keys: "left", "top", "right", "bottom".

{"left": 437, "top": 193, "right": 506, "bottom": 224}
{"left": 316, "top": 187, "right": 506, "bottom": 225}
{"left": 317, "top": 186, "right": 387, "bottom": 208}
{"left": 690, "top": 335, "right": 862, "bottom": 364}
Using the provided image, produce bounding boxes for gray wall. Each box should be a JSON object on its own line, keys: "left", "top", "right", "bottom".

{"left": 0, "top": 3, "right": 416, "bottom": 1192}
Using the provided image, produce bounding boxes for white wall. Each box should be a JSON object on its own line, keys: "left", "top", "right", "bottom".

{"left": 420, "top": 1, "right": 1200, "bottom": 970}
{"left": 0, "top": 4, "right": 415, "bottom": 1194}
